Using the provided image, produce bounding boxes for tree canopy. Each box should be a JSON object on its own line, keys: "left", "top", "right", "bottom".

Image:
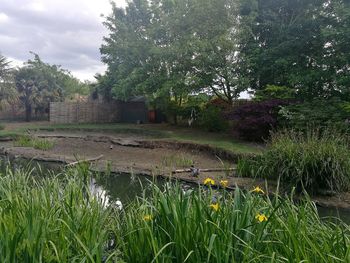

{"left": 14, "top": 53, "right": 86, "bottom": 121}
{"left": 0, "top": 54, "right": 17, "bottom": 107}
{"left": 100, "top": 0, "right": 350, "bottom": 106}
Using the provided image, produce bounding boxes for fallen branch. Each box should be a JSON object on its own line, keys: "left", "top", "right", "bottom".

{"left": 172, "top": 167, "right": 236, "bottom": 174}
{"left": 66, "top": 155, "right": 104, "bottom": 167}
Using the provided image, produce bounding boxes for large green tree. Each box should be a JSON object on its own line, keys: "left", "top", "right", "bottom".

{"left": 239, "top": 0, "right": 350, "bottom": 99}
{"left": 100, "top": 0, "right": 350, "bottom": 108}
{"left": 14, "top": 54, "right": 68, "bottom": 121}
{"left": 100, "top": 0, "right": 244, "bottom": 108}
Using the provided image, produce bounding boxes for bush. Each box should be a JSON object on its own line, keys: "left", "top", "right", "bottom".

{"left": 226, "top": 99, "right": 291, "bottom": 141}
{"left": 198, "top": 105, "right": 229, "bottom": 132}
{"left": 279, "top": 97, "right": 349, "bottom": 131}
{"left": 237, "top": 128, "right": 350, "bottom": 194}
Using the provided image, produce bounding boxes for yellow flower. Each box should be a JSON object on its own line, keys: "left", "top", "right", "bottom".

{"left": 204, "top": 178, "right": 215, "bottom": 186}
{"left": 143, "top": 215, "right": 152, "bottom": 221}
{"left": 220, "top": 180, "right": 229, "bottom": 188}
{"left": 255, "top": 213, "right": 268, "bottom": 223}
{"left": 252, "top": 186, "right": 265, "bottom": 194}
{"left": 210, "top": 203, "right": 219, "bottom": 211}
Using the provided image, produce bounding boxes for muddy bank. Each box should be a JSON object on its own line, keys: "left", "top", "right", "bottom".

{"left": 1, "top": 132, "right": 350, "bottom": 210}
{"left": 0, "top": 134, "right": 266, "bottom": 191}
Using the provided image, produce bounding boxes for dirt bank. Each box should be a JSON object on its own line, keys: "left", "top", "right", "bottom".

{"left": 0, "top": 131, "right": 266, "bottom": 191}
{"left": 1, "top": 130, "right": 350, "bottom": 210}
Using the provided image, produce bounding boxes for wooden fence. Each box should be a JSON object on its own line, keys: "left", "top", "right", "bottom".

{"left": 49, "top": 102, "right": 121, "bottom": 124}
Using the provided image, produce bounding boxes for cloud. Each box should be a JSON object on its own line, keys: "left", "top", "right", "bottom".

{"left": 0, "top": 0, "right": 126, "bottom": 81}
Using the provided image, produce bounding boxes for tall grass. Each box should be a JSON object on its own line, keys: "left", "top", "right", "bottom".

{"left": 0, "top": 164, "right": 349, "bottom": 262}
{"left": 238, "top": 128, "right": 350, "bottom": 194}
{"left": 0, "top": 165, "right": 118, "bottom": 262}
{"left": 14, "top": 135, "right": 55, "bottom": 150}
{"left": 115, "top": 184, "right": 350, "bottom": 262}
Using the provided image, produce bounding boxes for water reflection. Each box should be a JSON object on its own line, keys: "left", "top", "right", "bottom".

{"left": 318, "top": 206, "right": 350, "bottom": 224}
{"left": 93, "top": 172, "right": 162, "bottom": 204}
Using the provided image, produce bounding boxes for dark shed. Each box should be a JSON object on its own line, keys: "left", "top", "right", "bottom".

{"left": 119, "top": 96, "right": 148, "bottom": 123}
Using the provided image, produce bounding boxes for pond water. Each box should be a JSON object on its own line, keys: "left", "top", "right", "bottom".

{"left": 1, "top": 157, "right": 350, "bottom": 224}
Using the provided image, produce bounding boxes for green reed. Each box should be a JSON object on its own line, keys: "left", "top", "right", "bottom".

{"left": 0, "top": 165, "right": 348, "bottom": 262}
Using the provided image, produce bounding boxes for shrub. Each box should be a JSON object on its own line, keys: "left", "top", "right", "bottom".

{"left": 226, "top": 99, "right": 291, "bottom": 141}
{"left": 279, "top": 97, "right": 349, "bottom": 131}
{"left": 237, "top": 128, "right": 350, "bottom": 194}
{"left": 198, "top": 105, "right": 229, "bottom": 132}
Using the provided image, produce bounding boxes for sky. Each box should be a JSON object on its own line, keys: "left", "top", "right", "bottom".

{"left": 0, "top": 0, "right": 126, "bottom": 81}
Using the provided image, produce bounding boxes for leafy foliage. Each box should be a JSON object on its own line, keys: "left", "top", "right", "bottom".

{"left": 254, "top": 85, "right": 296, "bottom": 101}
{"left": 14, "top": 54, "right": 69, "bottom": 121}
{"left": 0, "top": 54, "right": 17, "bottom": 108}
{"left": 100, "top": 0, "right": 246, "bottom": 107}
{"left": 198, "top": 105, "right": 229, "bottom": 132}
{"left": 227, "top": 99, "right": 291, "bottom": 141}
{"left": 238, "top": 128, "right": 350, "bottom": 194}
{"left": 279, "top": 98, "right": 350, "bottom": 131}
{"left": 239, "top": 0, "right": 350, "bottom": 99}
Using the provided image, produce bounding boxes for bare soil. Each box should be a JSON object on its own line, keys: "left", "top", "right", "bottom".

{"left": 1, "top": 131, "right": 265, "bottom": 191}
{"left": 1, "top": 129, "right": 349, "bottom": 209}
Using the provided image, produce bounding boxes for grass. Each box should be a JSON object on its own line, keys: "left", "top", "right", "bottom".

{"left": 0, "top": 164, "right": 348, "bottom": 262}
{"left": 237, "top": 128, "right": 350, "bottom": 194}
{"left": 162, "top": 153, "right": 194, "bottom": 168}
{"left": 14, "top": 135, "right": 55, "bottom": 150}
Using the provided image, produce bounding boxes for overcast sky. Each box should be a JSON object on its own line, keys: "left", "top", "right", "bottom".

{"left": 0, "top": 0, "right": 126, "bottom": 81}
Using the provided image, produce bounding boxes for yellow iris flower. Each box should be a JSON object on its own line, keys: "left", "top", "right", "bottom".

{"left": 203, "top": 178, "right": 215, "bottom": 186}
{"left": 252, "top": 186, "right": 265, "bottom": 194}
{"left": 255, "top": 213, "right": 268, "bottom": 222}
{"left": 210, "top": 203, "right": 219, "bottom": 211}
{"left": 143, "top": 215, "right": 152, "bottom": 221}
{"left": 220, "top": 180, "right": 229, "bottom": 188}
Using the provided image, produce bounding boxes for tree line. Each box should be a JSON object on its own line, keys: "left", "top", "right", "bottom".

{"left": 0, "top": 53, "right": 91, "bottom": 121}
{"left": 99, "top": 0, "right": 350, "bottom": 107}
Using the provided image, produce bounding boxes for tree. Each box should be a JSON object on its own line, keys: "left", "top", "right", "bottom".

{"left": 100, "top": 0, "right": 247, "bottom": 111}
{"left": 0, "top": 54, "right": 17, "bottom": 107}
{"left": 239, "top": 0, "right": 350, "bottom": 100}
{"left": 189, "top": 0, "right": 248, "bottom": 103}
{"left": 14, "top": 53, "right": 66, "bottom": 121}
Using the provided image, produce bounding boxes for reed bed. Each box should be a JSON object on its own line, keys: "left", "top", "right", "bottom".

{"left": 0, "top": 165, "right": 349, "bottom": 262}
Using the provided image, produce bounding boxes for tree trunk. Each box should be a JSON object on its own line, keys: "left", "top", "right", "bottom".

{"left": 25, "top": 103, "right": 32, "bottom": 122}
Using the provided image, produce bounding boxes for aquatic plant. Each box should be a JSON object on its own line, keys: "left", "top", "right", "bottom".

{"left": 0, "top": 165, "right": 118, "bottom": 262}
{"left": 115, "top": 184, "right": 350, "bottom": 263}
{"left": 0, "top": 164, "right": 348, "bottom": 262}
{"left": 238, "top": 128, "right": 350, "bottom": 194}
